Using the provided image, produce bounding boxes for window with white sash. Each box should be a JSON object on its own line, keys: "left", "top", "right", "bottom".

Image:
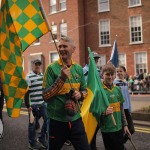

{"left": 50, "top": 0, "right": 56, "bottom": 14}
{"left": 98, "top": 0, "right": 110, "bottom": 12}
{"left": 50, "top": 52, "right": 59, "bottom": 63}
{"left": 59, "top": 0, "right": 66, "bottom": 11}
{"left": 119, "top": 54, "right": 126, "bottom": 67}
{"left": 98, "top": 54, "right": 106, "bottom": 70}
{"left": 135, "top": 52, "right": 147, "bottom": 74}
{"left": 99, "top": 19, "right": 110, "bottom": 46}
{"left": 51, "top": 25, "right": 57, "bottom": 42}
{"left": 129, "top": 16, "right": 142, "bottom": 44}
{"left": 60, "top": 23, "right": 67, "bottom": 37}
{"left": 128, "top": 0, "right": 141, "bottom": 7}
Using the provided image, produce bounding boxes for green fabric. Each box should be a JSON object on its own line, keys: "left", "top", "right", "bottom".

{"left": 44, "top": 61, "right": 87, "bottom": 122}
{"left": 100, "top": 86, "right": 124, "bottom": 132}
{"left": 0, "top": 0, "right": 48, "bottom": 117}
{"left": 87, "top": 48, "right": 110, "bottom": 123}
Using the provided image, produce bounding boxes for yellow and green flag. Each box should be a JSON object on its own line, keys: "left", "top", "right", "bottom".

{"left": 0, "top": 0, "right": 49, "bottom": 117}
{"left": 81, "top": 48, "right": 109, "bottom": 143}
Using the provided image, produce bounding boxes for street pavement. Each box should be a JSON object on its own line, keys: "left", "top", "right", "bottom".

{"left": 0, "top": 94, "right": 150, "bottom": 150}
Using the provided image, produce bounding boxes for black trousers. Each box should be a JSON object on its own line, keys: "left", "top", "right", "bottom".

{"left": 49, "top": 118, "right": 90, "bottom": 150}
{"left": 101, "top": 129, "right": 125, "bottom": 150}
{"left": 0, "top": 98, "right": 4, "bottom": 120}
{"left": 123, "top": 109, "right": 135, "bottom": 143}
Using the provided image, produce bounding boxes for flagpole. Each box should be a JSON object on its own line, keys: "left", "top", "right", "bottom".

{"left": 38, "top": 0, "right": 81, "bottom": 112}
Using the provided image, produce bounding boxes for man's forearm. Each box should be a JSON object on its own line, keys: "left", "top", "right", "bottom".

{"left": 43, "top": 76, "right": 65, "bottom": 102}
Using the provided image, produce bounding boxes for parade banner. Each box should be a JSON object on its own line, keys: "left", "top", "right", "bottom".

{"left": 81, "top": 48, "right": 109, "bottom": 143}
{"left": 0, "top": 0, "right": 49, "bottom": 117}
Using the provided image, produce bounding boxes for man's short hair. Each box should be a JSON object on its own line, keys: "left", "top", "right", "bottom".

{"left": 92, "top": 51, "right": 100, "bottom": 58}
{"left": 58, "top": 36, "right": 75, "bottom": 47}
{"left": 32, "top": 59, "right": 42, "bottom": 65}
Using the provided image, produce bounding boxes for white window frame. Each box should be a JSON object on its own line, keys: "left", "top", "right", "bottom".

{"left": 49, "top": 51, "right": 59, "bottom": 63}
{"left": 134, "top": 52, "right": 147, "bottom": 74}
{"left": 98, "top": 0, "right": 110, "bottom": 12}
{"left": 98, "top": 54, "right": 106, "bottom": 70}
{"left": 59, "top": 0, "right": 66, "bottom": 11}
{"left": 129, "top": 15, "right": 143, "bottom": 44}
{"left": 119, "top": 53, "right": 126, "bottom": 68}
{"left": 50, "top": 25, "right": 57, "bottom": 42}
{"left": 29, "top": 53, "right": 43, "bottom": 73}
{"left": 50, "top": 0, "right": 56, "bottom": 14}
{"left": 99, "top": 19, "right": 110, "bottom": 47}
{"left": 128, "top": 0, "right": 141, "bottom": 7}
{"left": 60, "top": 23, "right": 67, "bottom": 38}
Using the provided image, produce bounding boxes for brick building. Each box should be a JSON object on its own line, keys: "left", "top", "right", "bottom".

{"left": 23, "top": 0, "right": 150, "bottom": 77}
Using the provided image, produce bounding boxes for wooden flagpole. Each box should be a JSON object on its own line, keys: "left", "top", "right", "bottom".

{"left": 38, "top": 0, "right": 81, "bottom": 111}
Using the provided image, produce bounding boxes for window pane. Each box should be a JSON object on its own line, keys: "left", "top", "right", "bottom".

{"left": 50, "top": 0, "right": 56, "bottom": 5}
{"left": 99, "top": 0, "right": 109, "bottom": 12}
{"left": 119, "top": 54, "right": 126, "bottom": 67}
{"left": 98, "top": 54, "right": 106, "bottom": 70}
{"left": 99, "top": 19, "right": 110, "bottom": 45}
{"left": 50, "top": 0, "right": 56, "bottom": 13}
{"left": 135, "top": 52, "right": 147, "bottom": 74}
{"left": 130, "top": 16, "right": 142, "bottom": 43}
{"left": 50, "top": 52, "right": 59, "bottom": 63}
{"left": 60, "top": 23, "right": 67, "bottom": 37}
{"left": 51, "top": 25, "right": 57, "bottom": 42}
{"left": 129, "top": 0, "right": 141, "bottom": 6}
{"left": 59, "top": 0, "right": 66, "bottom": 10}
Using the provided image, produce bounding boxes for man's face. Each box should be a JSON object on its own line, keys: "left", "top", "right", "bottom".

{"left": 58, "top": 40, "right": 75, "bottom": 60}
{"left": 94, "top": 57, "right": 99, "bottom": 64}
{"left": 32, "top": 62, "right": 41, "bottom": 74}
{"left": 102, "top": 71, "right": 115, "bottom": 85}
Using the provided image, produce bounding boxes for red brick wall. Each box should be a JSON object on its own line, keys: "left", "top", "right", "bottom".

{"left": 23, "top": 0, "right": 150, "bottom": 77}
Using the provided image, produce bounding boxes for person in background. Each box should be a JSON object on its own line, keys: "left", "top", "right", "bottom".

{"left": 100, "top": 62, "right": 131, "bottom": 150}
{"left": 114, "top": 65, "right": 135, "bottom": 144}
{"left": 42, "top": 36, "right": 90, "bottom": 150}
{"left": 83, "top": 51, "right": 101, "bottom": 150}
{"left": 0, "top": 79, "right": 4, "bottom": 122}
{"left": 25, "top": 59, "right": 48, "bottom": 150}
{"left": 83, "top": 51, "right": 101, "bottom": 83}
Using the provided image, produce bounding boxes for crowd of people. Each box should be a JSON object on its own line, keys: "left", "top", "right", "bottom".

{"left": 127, "top": 73, "right": 150, "bottom": 92}
{"left": 0, "top": 36, "right": 135, "bottom": 150}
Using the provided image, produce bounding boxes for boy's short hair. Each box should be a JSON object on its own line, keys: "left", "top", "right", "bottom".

{"left": 102, "top": 62, "right": 116, "bottom": 74}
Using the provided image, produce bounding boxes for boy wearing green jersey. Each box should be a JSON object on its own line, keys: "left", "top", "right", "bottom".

{"left": 100, "top": 62, "right": 131, "bottom": 150}
{"left": 43, "top": 36, "right": 90, "bottom": 150}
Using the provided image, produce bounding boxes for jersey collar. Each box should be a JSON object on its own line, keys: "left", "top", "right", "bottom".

{"left": 57, "top": 58, "right": 75, "bottom": 66}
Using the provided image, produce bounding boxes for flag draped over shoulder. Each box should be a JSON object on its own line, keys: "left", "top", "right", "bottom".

{"left": 81, "top": 48, "right": 109, "bottom": 143}
{"left": 110, "top": 40, "right": 119, "bottom": 67}
{"left": 0, "top": 0, "right": 49, "bottom": 117}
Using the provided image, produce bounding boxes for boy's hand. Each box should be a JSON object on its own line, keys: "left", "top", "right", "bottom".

{"left": 105, "top": 106, "right": 113, "bottom": 115}
{"left": 124, "top": 126, "right": 131, "bottom": 137}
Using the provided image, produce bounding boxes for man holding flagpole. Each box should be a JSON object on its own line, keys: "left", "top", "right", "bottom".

{"left": 43, "top": 36, "right": 90, "bottom": 150}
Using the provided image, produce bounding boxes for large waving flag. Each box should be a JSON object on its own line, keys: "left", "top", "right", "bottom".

{"left": 0, "top": 0, "right": 49, "bottom": 117}
{"left": 110, "top": 40, "right": 119, "bottom": 67}
{"left": 81, "top": 48, "right": 109, "bottom": 143}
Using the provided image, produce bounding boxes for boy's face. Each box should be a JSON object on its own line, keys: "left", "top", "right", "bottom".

{"left": 102, "top": 71, "right": 115, "bottom": 85}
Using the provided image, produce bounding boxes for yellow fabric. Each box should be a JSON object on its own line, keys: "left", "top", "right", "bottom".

{"left": 81, "top": 88, "right": 98, "bottom": 143}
